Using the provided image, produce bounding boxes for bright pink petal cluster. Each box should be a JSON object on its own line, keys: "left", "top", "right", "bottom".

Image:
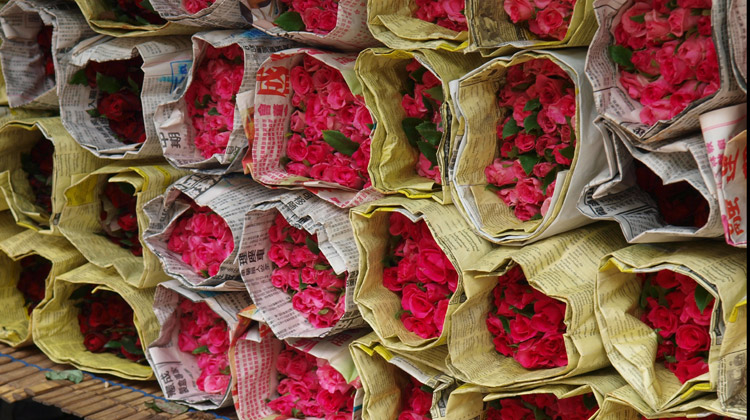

{"left": 504, "top": 0, "right": 575, "bottom": 40}
{"left": 413, "top": 0, "right": 468, "bottom": 32}
{"left": 185, "top": 44, "right": 244, "bottom": 159}
{"left": 486, "top": 265, "right": 568, "bottom": 369}
{"left": 638, "top": 270, "right": 714, "bottom": 383}
{"left": 183, "top": 0, "right": 213, "bottom": 13}
{"left": 611, "top": 0, "right": 718, "bottom": 125}
{"left": 397, "top": 377, "right": 433, "bottom": 420}
{"left": 486, "top": 58, "right": 576, "bottom": 222}
{"left": 267, "top": 212, "right": 346, "bottom": 329}
{"left": 486, "top": 393, "right": 598, "bottom": 420}
{"left": 277, "top": 0, "right": 339, "bottom": 35}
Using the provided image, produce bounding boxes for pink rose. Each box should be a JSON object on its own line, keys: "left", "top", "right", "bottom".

{"left": 178, "top": 331, "right": 199, "bottom": 353}
{"left": 512, "top": 95, "right": 532, "bottom": 125}
{"left": 631, "top": 50, "right": 660, "bottom": 76}
{"left": 278, "top": 378, "right": 313, "bottom": 401}
{"left": 668, "top": 7, "right": 700, "bottom": 37}
{"left": 620, "top": 2, "right": 650, "bottom": 38}
{"left": 416, "top": 153, "right": 441, "bottom": 184}
{"left": 532, "top": 162, "right": 556, "bottom": 178}
{"left": 316, "top": 364, "right": 352, "bottom": 394}
{"left": 531, "top": 298, "right": 565, "bottom": 333}
{"left": 402, "top": 284, "right": 435, "bottom": 320}
{"left": 315, "top": 9, "right": 337, "bottom": 33}
{"left": 640, "top": 98, "right": 674, "bottom": 125}
{"left": 286, "top": 134, "right": 308, "bottom": 162}
{"left": 203, "top": 374, "right": 230, "bottom": 394}
{"left": 670, "top": 80, "right": 702, "bottom": 112}
{"left": 644, "top": 10, "right": 671, "bottom": 43}
{"left": 516, "top": 177, "right": 544, "bottom": 205}
{"left": 286, "top": 162, "right": 310, "bottom": 177}
{"left": 268, "top": 394, "right": 297, "bottom": 416}
{"left": 205, "top": 325, "right": 229, "bottom": 353}
{"left": 268, "top": 242, "right": 293, "bottom": 267}
{"left": 316, "top": 389, "right": 350, "bottom": 413}
{"left": 292, "top": 286, "right": 336, "bottom": 315}
{"left": 503, "top": 0, "right": 534, "bottom": 22}
{"left": 289, "top": 245, "right": 317, "bottom": 267}
{"left": 485, "top": 159, "right": 518, "bottom": 187}
{"left": 619, "top": 71, "right": 650, "bottom": 100}
{"left": 534, "top": 4, "right": 566, "bottom": 38}
{"left": 641, "top": 77, "right": 674, "bottom": 106}
{"left": 401, "top": 313, "right": 439, "bottom": 339}
{"left": 515, "top": 133, "right": 537, "bottom": 152}
{"left": 290, "top": 65, "right": 312, "bottom": 95}
{"left": 416, "top": 243, "right": 454, "bottom": 286}
{"left": 402, "top": 93, "right": 429, "bottom": 119}
{"left": 677, "top": 36, "right": 706, "bottom": 67}
{"left": 326, "top": 82, "right": 353, "bottom": 110}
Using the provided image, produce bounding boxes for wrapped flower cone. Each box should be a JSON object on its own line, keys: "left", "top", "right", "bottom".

{"left": 598, "top": 384, "right": 744, "bottom": 419}
{"left": 71, "top": 0, "right": 199, "bottom": 37}
{"left": 150, "top": 0, "right": 249, "bottom": 29}
{"left": 728, "top": 0, "right": 746, "bottom": 92}
{"left": 595, "top": 242, "right": 747, "bottom": 411}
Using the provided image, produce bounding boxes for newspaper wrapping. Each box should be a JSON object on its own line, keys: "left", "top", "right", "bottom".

{"left": 464, "top": 0, "right": 598, "bottom": 57}
{"left": 0, "top": 58, "right": 7, "bottom": 105}
{"left": 597, "top": 384, "right": 745, "bottom": 419}
{"left": 450, "top": 48, "right": 605, "bottom": 246}
{"left": 32, "top": 263, "right": 158, "bottom": 380}
{"left": 239, "top": 188, "right": 368, "bottom": 339}
{"left": 727, "top": 0, "right": 747, "bottom": 92}
{"left": 0, "top": 117, "right": 107, "bottom": 235}
{"left": 578, "top": 119, "right": 724, "bottom": 243}
{"left": 153, "top": 29, "right": 295, "bottom": 175}
{"left": 150, "top": 0, "right": 248, "bottom": 29}
{"left": 58, "top": 35, "right": 193, "bottom": 160}
{"left": 447, "top": 223, "right": 627, "bottom": 388}
{"left": 354, "top": 48, "right": 486, "bottom": 204}
{"left": 350, "top": 196, "right": 493, "bottom": 352}
{"left": 143, "top": 173, "right": 278, "bottom": 291}
{"left": 595, "top": 242, "right": 747, "bottom": 412}
{"left": 58, "top": 162, "right": 189, "bottom": 289}
{"left": 145, "top": 280, "right": 252, "bottom": 410}
{"left": 71, "top": 0, "right": 199, "bottom": 37}
{"left": 0, "top": 211, "right": 86, "bottom": 347}
{"left": 585, "top": 0, "right": 746, "bottom": 143}
{"left": 699, "top": 104, "right": 747, "bottom": 248}
{"left": 240, "top": 0, "right": 379, "bottom": 51}
{"left": 249, "top": 48, "right": 383, "bottom": 209}
{"left": 0, "top": 0, "right": 95, "bottom": 109}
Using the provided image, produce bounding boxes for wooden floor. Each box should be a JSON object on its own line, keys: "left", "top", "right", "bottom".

{"left": 0, "top": 343, "right": 238, "bottom": 420}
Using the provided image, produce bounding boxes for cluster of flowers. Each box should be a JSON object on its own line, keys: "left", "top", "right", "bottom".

{"left": 176, "top": 296, "right": 231, "bottom": 394}
{"left": 37, "top": 25, "right": 54, "bottom": 82}
{"left": 100, "top": 180, "right": 143, "bottom": 256}
{"left": 401, "top": 59, "right": 443, "bottom": 185}
{"left": 167, "top": 197, "right": 234, "bottom": 278}
{"left": 99, "top": 0, "right": 165, "bottom": 26}
{"left": 21, "top": 137, "right": 54, "bottom": 215}
{"left": 268, "top": 212, "right": 346, "bottom": 329}
{"left": 274, "top": 0, "right": 339, "bottom": 34}
{"left": 635, "top": 161, "right": 709, "bottom": 228}
{"left": 183, "top": 0, "right": 213, "bottom": 14}
{"left": 486, "top": 265, "right": 568, "bottom": 369}
{"left": 398, "top": 377, "right": 433, "bottom": 420}
{"left": 413, "top": 0, "right": 468, "bottom": 32}
{"left": 486, "top": 393, "right": 598, "bottom": 420}
{"left": 638, "top": 270, "right": 714, "bottom": 383}
{"left": 69, "top": 56, "right": 146, "bottom": 144}
{"left": 485, "top": 58, "right": 576, "bottom": 221}
{"left": 185, "top": 44, "right": 244, "bottom": 159}
{"left": 383, "top": 212, "right": 457, "bottom": 339}
{"left": 611, "top": 0, "right": 718, "bottom": 125}
{"left": 285, "top": 56, "right": 373, "bottom": 190}
{"left": 268, "top": 343, "right": 355, "bottom": 419}
{"left": 504, "top": 0, "right": 575, "bottom": 40}
{"left": 74, "top": 285, "right": 145, "bottom": 363}
{"left": 16, "top": 256, "right": 52, "bottom": 314}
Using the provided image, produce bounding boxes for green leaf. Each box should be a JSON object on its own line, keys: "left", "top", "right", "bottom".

{"left": 273, "top": 11, "right": 306, "bottom": 31}
{"left": 485, "top": 183, "right": 515, "bottom": 192}
{"left": 87, "top": 108, "right": 102, "bottom": 118}
{"left": 127, "top": 77, "right": 140, "bottom": 94}
{"left": 694, "top": 285, "right": 714, "bottom": 314}
{"left": 322, "top": 130, "right": 359, "bottom": 157}
{"left": 103, "top": 340, "right": 122, "bottom": 349}
{"left": 512, "top": 303, "right": 535, "bottom": 319}
{"left": 420, "top": 385, "right": 435, "bottom": 394}
{"left": 608, "top": 45, "right": 635, "bottom": 71}
{"left": 207, "top": 107, "right": 220, "bottom": 116}
{"left": 423, "top": 86, "right": 445, "bottom": 103}
{"left": 417, "top": 141, "right": 438, "bottom": 167}
{"left": 524, "top": 112, "right": 541, "bottom": 134}
{"left": 192, "top": 345, "right": 210, "bottom": 355}
{"left": 416, "top": 121, "right": 443, "bottom": 146}
{"left": 134, "top": 15, "right": 150, "bottom": 26}
{"left": 313, "top": 263, "right": 330, "bottom": 271}
{"left": 541, "top": 167, "right": 558, "bottom": 191}
{"left": 69, "top": 69, "right": 88, "bottom": 86}
{"left": 45, "top": 370, "right": 84, "bottom": 384}
{"left": 291, "top": 407, "right": 304, "bottom": 419}
{"left": 559, "top": 145, "right": 575, "bottom": 160}
{"left": 499, "top": 316, "right": 511, "bottom": 334}
{"left": 519, "top": 154, "right": 540, "bottom": 176}
{"left": 138, "top": 0, "right": 156, "bottom": 12}
{"left": 523, "top": 98, "right": 541, "bottom": 112}
{"left": 305, "top": 237, "right": 320, "bottom": 255}
{"left": 583, "top": 393, "right": 598, "bottom": 411}
{"left": 629, "top": 13, "right": 645, "bottom": 23}
{"left": 409, "top": 66, "right": 427, "bottom": 84}
{"left": 120, "top": 335, "right": 143, "bottom": 355}
{"left": 507, "top": 146, "right": 519, "bottom": 160}
{"left": 502, "top": 118, "right": 520, "bottom": 139}
{"left": 279, "top": 156, "right": 291, "bottom": 166}
{"left": 220, "top": 366, "right": 231, "bottom": 375}
{"left": 145, "top": 400, "right": 188, "bottom": 415}
{"left": 665, "top": 354, "right": 677, "bottom": 363}
{"left": 395, "top": 308, "right": 411, "bottom": 320}
{"left": 401, "top": 117, "right": 423, "bottom": 148}
{"left": 96, "top": 72, "right": 122, "bottom": 94}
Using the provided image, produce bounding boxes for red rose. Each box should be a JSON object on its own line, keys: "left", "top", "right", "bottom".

{"left": 88, "top": 302, "right": 113, "bottom": 328}
{"left": 675, "top": 324, "right": 711, "bottom": 352}
{"left": 83, "top": 332, "right": 108, "bottom": 352}
{"left": 509, "top": 314, "right": 538, "bottom": 343}
{"left": 645, "top": 304, "right": 679, "bottom": 338}
{"left": 499, "top": 398, "right": 534, "bottom": 420}
{"left": 530, "top": 298, "right": 566, "bottom": 333}
{"left": 97, "top": 91, "right": 140, "bottom": 122}
{"left": 401, "top": 284, "right": 435, "bottom": 320}
{"left": 669, "top": 356, "right": 709, "bottom": 383}
{"left": 117, "top": 213, "right": 138, "bottom": 232}
{"left": 108, "top": 117, "right": 146, "bottom": 144}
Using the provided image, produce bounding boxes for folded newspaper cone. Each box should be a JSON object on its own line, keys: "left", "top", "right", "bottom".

{"left": 355, "top": 48, "right": 485, "bottom": 204}
{"left": 72, "top": 0, "right": 200, "bottom": 37}
{"left": 150, "top": 0, "right": 249, "bottom": 28}
{"left": 595, "top": 242, "right": 747, "bottom": 411}
{"left": 240, "top": 0, "right": 379, "bottom": 51}
{"left": 33, "top": 263, "right": 158, "bottom": 380}
{"left": 578, "top": 119, "right": 724, "bottom": 243}
{"left": 58, "top": 162, "right": 188, "bottom": 289}
{"left": 249, "top": 48, "right": 383, "bottom": 209}
{"left": 598, "top": 384, "right": 744, "bottom": 419}
{"left": 351, "top": 196, "right": 493, "bottom": 352}
{"left": 59, "top": 35, "right": 193, "bottom": 160}
{"left": 0, "top": 116, "right": 106, "bottom": 235}
{"left": 143, "top": 173, "right": 277, "bottom": 291}
{"left": 728, "top": 0, "right": 746, "bottom": 93}
{"left": 154, "top": 29, "right": 294, "bottom": 175}
{"left": 239, "top": 188, "right": 367, "bottom": 339}
{"left": 450, "top": 48, "right": 605, "bottom": 245}
{"left": 447, "top": 223, "right": 626, "bottom": 388}
{"left": 0, "top": 0, "right": 95, "bottom": 109}
{"left": 585, "top": 0, "right": 746, "bottom": 143}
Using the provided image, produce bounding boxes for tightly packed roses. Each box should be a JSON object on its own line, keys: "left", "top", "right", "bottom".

{"left": 635, "top": 161, "right": 709, "bottom": 227}
{"left": 383, "top": 212, "right": 457, "bottom": 339}
{"left": 284, "top": 56, "right": 373, "bottom": 190}
{"left": 398, "top": 377, "right": 433, "bottom": 420}
{"left": 504, "top": 0, "right": 575, "bottom": 40}
{"left": 176, "top": 296, "right": 231, "bottom": 394}
{"left": 486, "top": 393, "right": 598, "bottom": 420}
{"left": 413, "top": 0, "right": 468, "bottom": 32}
{"left": 268, "top": 212, "right": 346, "bottom": 329}
{"left": 69, "top": 56, "right": 146, "bottom": 145}
{"left": 486, "top": 265, "right": 568, "bottom": 369}
{"left": 401, "top": 59, "right": 443, "bottom": 185}
{"left": 268, "top": 343, "right": 355, "bottom": 419}
{"left": 100, "top": 180, "right": 143, "bottom": 257}
{"left": 99, "top": 0, "right": 165, "bottom": 25}
{"left": 167, "top": 197, "right": 234, "bottom": 278}
{"left": 638, "top": 270, "right": 714, "bottom": 383}
{"left": 37, "top": 25, "right": 54, "bottom": 82}
{"left": 610, "top": 0, "right": 719, "bottom": 125}
{"left": 74, "top": 285, "right": 145, "bottom": 363}
{"left": 274, "top": 0, "right": 339, "bottom": 34}
{"left": 185, "top": 44, "right": 244, "bottom": 159}
{"left": 16, "top": 256, "right": 52, "bottom": 314}
{"left": 485, "top": 58, "right": 576, "bottom": 222}
{"left": 21, "top": 137, "right": 54, "bottom": 215}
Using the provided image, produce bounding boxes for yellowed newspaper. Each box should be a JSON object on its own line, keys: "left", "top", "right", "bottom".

{"left": 150, "top": 0, "right": 248, "bottom": 28}
{"left": 728, "top": 0, "right": 747, "bottom": 92}
{"left": 72, "top": 0, "right": 199, "bottom": 37}
{"left": 598, "top": 384, "right": 745, "bottom": 419}
{"left": 366, "top": 0, "right": 467, "bottom": 51}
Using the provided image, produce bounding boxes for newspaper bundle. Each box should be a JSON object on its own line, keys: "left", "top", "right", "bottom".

{"left": 249, "top": 48, "right": 383, "bottom": 208}
{"left": 59, "top": 35, "right": 193, "bottom": 160}
{"left": 447, "top": 223, "right": 627, "bottom": 388}
{"left": 450, "top": 49, "right": 605, "bottom": 245}
{"left": 595, "top": 242, "right": 747, "bottom": 411}
{"left": 578, "top": 120, "right": 724, "bottom": 243}
{"left": 58, "top": 162, "right": 188, "bottom": 289}
{"left": 728, "top": 0, "right": 747, "bottom": 92}
{"left": 366, "top": 1, "right": 467, "bottom": 51}
{"left": 71, "top": 0, "right": 199, "bottom": 37}
{"left": 351, "top": 196, "right": 493, "bottom": 352}
{"left": 153, "top": 29, "right": 294, "bottom": 175}
{"left": 355, "top": 48, "right": 485, "bottom": 204}
{"left": 0, "top": 0, "right": 95, "bottom": 109}
{"left": 598, "top": 384, "right": 745, "bottom": 419}
{"left": 32, "top": 263, "right": 158, "bottom": 380}
{"left": 585, "top": 0, "right": 746, "bottom": 143}
{"left": 150, "top": 0, "right": 248, "bottom": 29}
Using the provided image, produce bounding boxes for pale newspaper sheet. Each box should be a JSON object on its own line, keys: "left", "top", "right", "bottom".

{"left": 366, "top": 0, "right": 467, "bottom": 51}
{"left": 720, "top": 131, "right": 747, "bottom": 248}
{"left": 598, "top": 384, "right": 745, "bottom": 419}
{"left": 596, "top": 242, "right": 747, "bottom": 411}
{"left": 150, "top": 0, "right": 248, "bottom": 28}
{"left": 72, "top": 0, "right": 199, "bottom": 37}
{"left": 728, "top": 0, "right": 747, "bottom": 92}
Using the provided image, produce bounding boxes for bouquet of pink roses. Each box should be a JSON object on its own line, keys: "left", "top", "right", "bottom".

{"left": 413, "top": 0, "right": 468, "bottom": 32}
{"left": 145, "top": 0, "right": 248, "bottom": 27}
{"left": 486, "top": 393, "right": 598, "bottom": 420}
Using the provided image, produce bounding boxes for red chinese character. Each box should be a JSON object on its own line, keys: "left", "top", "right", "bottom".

{"left": 257, "top": 66, "right": 289, "bottom": 96}
{"left": 272, "top": 104, "right": 288, "bottom": 117}
{"left": 722, "top": 149, "right": 739, "bottom": 182}
{"left": 257, "top": 103, "right": 272, "bottom": 116}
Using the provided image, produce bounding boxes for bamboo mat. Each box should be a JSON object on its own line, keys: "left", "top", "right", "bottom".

{"left": 0, "top": 342, "right": 238, "bottom": 420}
